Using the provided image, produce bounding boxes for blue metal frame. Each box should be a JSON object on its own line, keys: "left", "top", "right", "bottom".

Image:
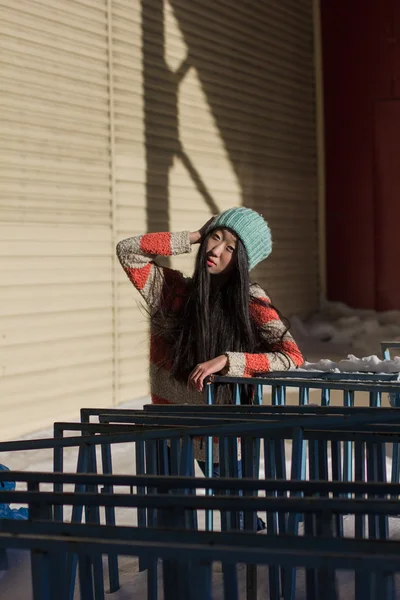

{"left": 1, "top": 517, "right": 400, "bottom": 600}
{"left": 3, "top": 343, "right": 400, "bottom": 598}
{"left": 2, "top": 473, "right": 400, "bottom": 600}
{"left": 81, "top": 361, "right": 400, "bottom": 501}
{"left": 5, "top": 366, "right": 400, "bottom": 599}
{"left": 381, "top": 341, "right": 400, "bottom": 361}
{"left": 72, "top": 404, "right": 397, "bottom": 544}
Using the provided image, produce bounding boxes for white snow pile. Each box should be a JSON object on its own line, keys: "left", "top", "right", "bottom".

{"left": 301, "top": 354, "right": 400, "bottom": 374}
{"left": 291, "top": 299, "right": 400, "bottom": 361}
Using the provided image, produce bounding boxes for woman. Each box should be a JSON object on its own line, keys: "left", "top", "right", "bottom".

{"left": 116, "top": 207, "right": 303, "bottom": 476}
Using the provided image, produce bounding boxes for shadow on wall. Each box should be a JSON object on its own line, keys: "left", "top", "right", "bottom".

{"left": 141, "top": 0, "right": 220, "bottom": 247}
{"left": 141, "top": 0, "right": 317, "bottom": 310}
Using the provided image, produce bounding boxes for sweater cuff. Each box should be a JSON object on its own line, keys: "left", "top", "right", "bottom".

{"left": 170, "top": 231, "right": 192, "bottom": 256}
{"left": 221, "top": 352, "right": 246, "bottom": 377}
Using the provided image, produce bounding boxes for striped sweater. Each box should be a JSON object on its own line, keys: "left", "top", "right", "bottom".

{"left": 117, "top": 229, "right": 303, "bottom": 389}
{"left": 117, "top": 231, "right": 303, "bottom": 458}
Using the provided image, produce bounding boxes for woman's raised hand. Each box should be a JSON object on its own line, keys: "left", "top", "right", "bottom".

{"left": 189, "top": 215, "right": 217, "bottom": 245}
{"left": 187, "top": 355, "right": 228, "bottom": 392}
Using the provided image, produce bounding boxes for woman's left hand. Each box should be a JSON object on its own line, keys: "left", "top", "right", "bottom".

{"left": 188, "top": 355, "right": 228, "bottom": 392}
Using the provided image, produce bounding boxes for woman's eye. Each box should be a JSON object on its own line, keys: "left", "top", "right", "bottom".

{"left": 213, "top": 234, "right": 220, "bottom": 240}
{"left": 227, "top": 246, "right": 235, "bottom": 253}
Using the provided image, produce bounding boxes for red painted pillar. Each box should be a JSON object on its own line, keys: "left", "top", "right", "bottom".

{"left": 320, "top": 0, "right": 397, "bottom": 309}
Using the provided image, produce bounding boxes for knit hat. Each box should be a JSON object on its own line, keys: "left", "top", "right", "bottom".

{"left": 206, "top": 207, "right": 272, "bottom": 270}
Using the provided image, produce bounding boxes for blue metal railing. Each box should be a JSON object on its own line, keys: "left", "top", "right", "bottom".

{"left": 381, "top": 341, "right": 400, "bottom": 361}
{"left": 2, "top": 472, "right": 400, "bottom": 600}
{"left": 3, "top": 344, "right": 400, "bottom": 599}
{"left": 2, "top": 516, "right": 400, "bottom": 600}
{"left": 71, "top": 405, "right": 400, "bottom": 544}
{"left": 0, "top": 413, "right": 399, "bottom": 597}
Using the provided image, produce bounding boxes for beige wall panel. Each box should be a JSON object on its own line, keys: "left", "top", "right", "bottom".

{"left": 0, "top": 0, "right": 110, "bottom": 223}
{"left": 112, "top": 0, "right": 149, "bottom": 405}
{"left": 0, "top": 0, "right": 319, "bottom": 438}
{"left": 0, "top": 1, "right": 114, "bottom": 439}
{"left": 114, "top": 0, "right": 318, "bottom": 324}
{"left": 158, "top": 0, "right": 318, "bottom": 316}
{"left": 0, "top": 224, "right": 113, "bottom": 440}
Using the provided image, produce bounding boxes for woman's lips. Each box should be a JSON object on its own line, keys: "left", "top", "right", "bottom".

{"left": 207, "top": 259, "right": 216, "bottom": 267}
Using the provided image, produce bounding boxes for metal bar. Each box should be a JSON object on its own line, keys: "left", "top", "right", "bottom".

{"left": 6, "top": 520, "right": 400, "bottom": 571}
{"left": 366, "top": 442, "right": 378, "bottom": 539}
{"left": 380, "top": 341, "right": 400, "bottom": 359}
{"left": 205, "top": 433, "right": 214, "bottom": 532}
{"left": 263, "top": 437, "right": 280, "bottom": 599}
{"left": 343, "top": 390, "right": 354, "bottom": 490}
{"left": 355, "top": 570, "right": 372, "bottom": 600}
{"left": 271, "top": 385, "right": 278, "bottom": 405}
{"left": 145, "top": 440, "right": 160, "bottom": 591}
{"left": 84, "top": 443, "right": 104, "bottom": 600}
{"left": 147, "top": 561, "right": 158, "bottom": 600}
{"left": 222, "top": 563, "right": 239, "bottom": 600}
{"left": 144, "top": 403, "right": 400, "bottom": 415}
{"left": 205, "top": 383, "right": 214, "bottom": 532}
{"left": 31, "top": 550, "right": 51, "bottom": 600}
{"left": 275, "top": 437, "right": 287, "bottom": 536}
{"left": 285, "top": 427, "right": 304, "bottom": 600}
{"left": 234, "top": 384, "right": 241, "bottom": 405}
{"left": 5, "top": 411, "right": 400, "bottom": 454}
{"left": 375, "top": 441, "right": 389, "bottom": 540}
{"left": 78, "top": 554, "right": 95, "bottom": 600}
{"left": 191, "top": 561, "right": 212, "bottom": 600}
{"left": 11, "top": 482, "right": 400, "bottom": 511}
{"left": 53, "top": 424, "right": 64, "bottom": 522}
{"left": 10, "top": 488, "right": 400, "bottom": 516}
{"left": 369, "top": 391, "right": 381, "bottom": 408}
{"left": 354, "top": 440, "right": 365, "bottom": 538}
{"left": 254, "top": 385, "right": 263, "bottom": 405}
{"left": 169, "top": 439, "right": 181, "bottom": 476}
{"left": 304, "top": 512, "right": 318, "bottom": 600}
{"left": 219, "top": 433, "right": 230, "bottom": 532}
{"left": 211, "top": 372, "right": 400, "bottom": 385}
{"left": 331, "top": 439, "right": 343, "bottom": 537}
{"left": 187, "top": 445, "right": 198, "bottom": 532}
{"left": 321, "top": 387, "right": 330, "bottom": 406}
{"left": 276, "top": 385, "right": 285, "bottom": 406}
{"left": 145, "top": 440, "right": 158, "bottom": 528}
{"left": 136, "top": 437, "right": 147, "bottom": 566}
{"left": 241, "top": 437, "right": 254, "bottom": 531}
{"left": 309, "top": 440, "right": 319, "bottom": 483}
{"left": 100, "top": 443, "right": 119, "bottom": 593}
{"left": 66, "top": 443, "right": 89, "bottom": 600}
{"left": 391, "top": 441, "right": 400, "bottom": 485}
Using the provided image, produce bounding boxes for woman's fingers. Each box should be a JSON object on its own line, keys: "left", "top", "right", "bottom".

{"left": 187, "top": 367, "right": 200, "bottom": 390}
{"left": 196, "top": 368, "right": 209, "bottom": 392}
{"left": 188, "top": 365, "right": 208, "bottom": 391}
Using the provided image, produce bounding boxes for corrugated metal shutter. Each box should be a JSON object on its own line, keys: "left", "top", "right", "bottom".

{"left": 0, "top": 0, "right": 113, "bottom": 438}
{"left": 112, "top": 0, "right": 318, "bottom": 408}
{"left": 136, "top": 0, "right": 319, "bottom": 317}
{"left": 0, "top": 0, "right": 319, "bottom": 435}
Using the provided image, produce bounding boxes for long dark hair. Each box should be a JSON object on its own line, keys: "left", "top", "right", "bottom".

{"left": 150, "top": 231, "right": 290, "bottom": 401}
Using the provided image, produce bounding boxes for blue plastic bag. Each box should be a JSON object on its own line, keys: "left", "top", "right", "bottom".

{"left": 0, "top": 464, "right": 28, "bottom": 520}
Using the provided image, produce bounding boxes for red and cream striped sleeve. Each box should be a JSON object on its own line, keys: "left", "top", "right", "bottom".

{"left": 116, "top": 231, "right": 191, "bottom": 310}
{"left": 223, "top": 285, "right": 304, "bottom": 377}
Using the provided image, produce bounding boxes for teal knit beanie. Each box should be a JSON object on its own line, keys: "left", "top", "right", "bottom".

{"left": 206, "top": 207, "right": 272, "bottom": 270}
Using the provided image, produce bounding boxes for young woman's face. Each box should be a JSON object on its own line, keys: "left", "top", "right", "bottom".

{"left": 205, "top": 228, "right": 238, "bottom": 275}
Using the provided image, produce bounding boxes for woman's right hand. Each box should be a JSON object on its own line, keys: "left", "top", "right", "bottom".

{"left": 189, "top": 215, "right": 217, "bottom": 245}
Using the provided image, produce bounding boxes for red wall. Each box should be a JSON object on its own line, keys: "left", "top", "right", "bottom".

{"left": 321, "top": 0, "right": 400, "bottom": 309}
